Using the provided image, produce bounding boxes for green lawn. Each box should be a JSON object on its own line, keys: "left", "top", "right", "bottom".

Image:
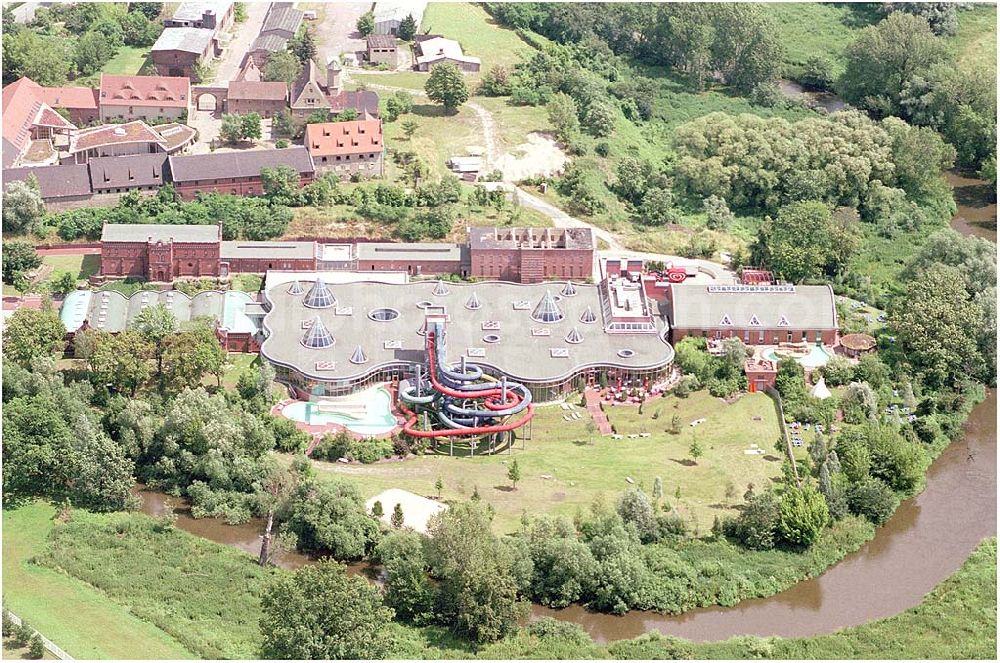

{"left": 947, "top": 4, "right": 998, "bottom": 69}
{"left": 353, "top": 71, "right": 430, "bottom": 91}
{"left": 102, "top": 46, "right": 151, "bottom": 76}
{"left": 766, "top": 3, "right": 878, "bottom": 79}
{"left": 422, "top": 2, "right": 539, "bottom": 71}
{"left": 2, "top": 503, "right": 196, "bottom": 660}
{"left": 42, "top": 254, "right": 100, "bottom": 281}
{"left": 297, "top": 390, "right": 782, "bottom": 534}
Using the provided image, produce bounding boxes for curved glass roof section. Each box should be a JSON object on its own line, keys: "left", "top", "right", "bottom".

{"left": 287, "top": 280, "right": 304, "bottom": 296}
{"left": 531, "top": 290, "right": 565, "bottom": 323}
{"left": 301, "top": 316, "right": 335, "bottom": 348}
{"left": 561, "top": 281, "right": 578, "bottom": 297}
{"left": 303, "top": 278, "right": 336, "bottom": 309}
{"left": 580, "top": 305, "right": 598, "bottom": 324}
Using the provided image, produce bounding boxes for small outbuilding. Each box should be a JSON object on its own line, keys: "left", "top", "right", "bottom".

{"left": 367, "top": 34, "right": 399, "bottom": 68}
{"left": 839, "top": 333, "right": 877, "bottom": 358}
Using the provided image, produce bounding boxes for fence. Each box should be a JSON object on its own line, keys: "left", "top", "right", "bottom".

{"left": 5, "top": 610, "right": 73, "bottom": 660}
{"left": 764, "top": 385, "right": 802, "bottom": 487}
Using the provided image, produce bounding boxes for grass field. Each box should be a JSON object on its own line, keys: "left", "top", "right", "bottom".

{"left": 947, "top": 4, "right": 998, "bottom": 69}
{"left": 353, "top": 71, "right": 431, "bottom": 91}
{"left": 766, "top": 3, "right": 877, "bottom": 80}
{"left": 422, "top": 2, "right": 538, "bottom": 71}
{"left": 5, "top": 254, "right": 101, "bottom": 296}
{"left": 102, "top": 46, "right": 151, "bottom": 76}
{"left": 299, "top": 390, "right": 782, "bottom": 534}
{"left": 2, "top": 503, "right": 196, "bottom": 660}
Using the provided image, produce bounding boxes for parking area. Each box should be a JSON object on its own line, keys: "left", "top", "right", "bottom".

{"left": 300, "top": 2, "right": 371, "bottom": 65}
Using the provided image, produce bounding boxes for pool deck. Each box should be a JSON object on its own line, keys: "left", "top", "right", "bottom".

{"left": 271, "top": 383, "right": 404, "bottom": 445}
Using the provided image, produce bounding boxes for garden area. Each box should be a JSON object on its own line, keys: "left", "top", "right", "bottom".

{"left": 299, "top": 391, "right": 783, "bottom": 534}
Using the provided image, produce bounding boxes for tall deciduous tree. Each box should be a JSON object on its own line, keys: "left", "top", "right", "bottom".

{"left": 778, "top": 485, "right": 829, "bottom": 547}
{"left": 89, "top": 330, "right": 154, "bottom": 395}
{"left": 130, "top": 303, "right": 178, "bottom": 379}
{"left": 264, "top": 50, "right": 302, "bottom": 84}
{"left": 424, "top": 63, "right": 469, "bottom": 113}
{"left": 260, "top": 561, "right": 393, "bottom": 659}
{"left": 2, "top": 241, "right": 42, "bottom": 284}
{"left": 2, "top": 308, "right": 65, "bottom": 367}
{"left": 356, "top": 11, "right": 375, "bottom": 36}
{"left": 2, "top": 180, "right": 45, "bottom": 234}
{"left": 397, "top": 13, "right": 417, "bottom": 40}
{"left": 751, "top": 200, "right": 859, "bottom": 283}
{"left": 838, "top": 12, "right": 948, "bottom": 117}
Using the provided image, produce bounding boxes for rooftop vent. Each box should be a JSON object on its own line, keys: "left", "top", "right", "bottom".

{"left": 287, "top": 280, "right": 304, "bottom": 295}
{"left": 565, "top": 327, "right": 584, "bottom": 344}
{"left": 465, "top": 292, "right": 481, "bottom": 310}
{"left": 303, "top": 278, "right": 336, "bottom": 308}
{"left": 349, "top": 344, "right": 368, "bottom": 364}
{"left": 301, "top": 316, "right": 335, "bottom": 348}
{"left": 530, "top": 290, "right": 564, "bottom": 324}
{"left": 113, "top": 127, "right": 127, "bottom": 136}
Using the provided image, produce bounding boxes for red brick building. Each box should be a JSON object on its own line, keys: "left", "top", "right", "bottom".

{"left": 355, "top": 242, "right": 466, "bottom": 276}
{"left": 168, "top": 147, "right": 315, "bottom": 201}
{"left": 469, "top": 227, "right": 595, "bottom": 283}
{"left": 220, "top": 241, "right": 318, "bottom": 275}
{"left": 226, "top": 80, "right": 288, "bottom": 118}
{"left": 100, "top": 223, "right": 222, "bottom": 281}
{"left": 665, "top": 284, "right": 839, "bottom": 346}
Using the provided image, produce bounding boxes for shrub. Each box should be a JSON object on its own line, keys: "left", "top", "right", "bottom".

{"left": 847, "top": 477, "right": 899, "bottom": 525}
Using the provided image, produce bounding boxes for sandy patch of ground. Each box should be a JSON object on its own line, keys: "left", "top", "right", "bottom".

{"left": 495, "top": 132, "right": 567, "bottom": 182}
{"left": 365, "top": 488, "right": 448, "bottom": 534}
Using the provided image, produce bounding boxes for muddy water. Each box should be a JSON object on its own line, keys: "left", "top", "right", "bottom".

{"left": 137, "top": 392, "right": 995, "bottom": 643}
{"left": 946, "top": 170, "right": 997, "bottom": 242}
{"left": 777, "top": 80, "right": 847, "bottom": 114}
{"left": 533, "top": 390, "right": 996, "bottom": 642}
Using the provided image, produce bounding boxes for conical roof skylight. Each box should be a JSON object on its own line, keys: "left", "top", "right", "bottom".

{"left": 303, "top": 278, "right": 336, "bottom": 309}
{"left": 349, "top": 344, "right": 368, "bottom": 364}
{"left": 465, "top": 292, "right": 481, "bottom": 310}
{"left": 301, "top": 316, "right": 335, "bottom": 348}
{"left": 531, "top": 290, "right": 564, "bottom": 323}
{"left": 432, "top": 280, "right": 450, "bottom": 296}
{"left": 561, "top": 281, "right": 578, "bottom": 297}
{"left": 287, "top": 280, "right": 304, "bottom": 295}
{"left": 580, "top": 306, "right": 597, "bottom": 324}
{"left": 565, "top": 327, "right": 584, "bottom": 344}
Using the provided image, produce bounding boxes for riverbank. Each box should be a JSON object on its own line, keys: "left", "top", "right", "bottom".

{"left": 947, "top": 169, "right": 997, "bottom": 242}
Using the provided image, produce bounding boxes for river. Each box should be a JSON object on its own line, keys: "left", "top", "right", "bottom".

{"left": 137, "top": 391, "right": 996, "bottom": 643}
{"left": 946, "top": 170, "right": 997, "bottom": 242}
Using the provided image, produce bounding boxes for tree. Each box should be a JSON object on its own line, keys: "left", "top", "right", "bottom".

{"left": 2, "top": 308, "right": 65, "bottom": 367}
{"left": 426, "top": 501, "right": 520, "bottom": 643}
{"left": 283, "top": 478, "right": 380, "bottom": 559}
{"left": 160, "top": 321, "right": 226, "bottom": 393}
{"left": 652, "top": 476, "right": 663, "bottom": 502}
{"left": 847, "top": 476, "right": 899, "bottom": 525}
{"left": 130, "top": 303, "right": 177, "bottom": 378}
{"left": 129, "top": 2, "right": 163, "bottom": 20}
{"left": 264, "top": 50, "right": 302, "bottom": 84}
{"left": 778, "top": 485, "right": 829, "bottom": 547}
{"left": 890, "top": 264, "right": 983, "bottom": 387}
{"left": 241, "top": 112, "right": 263, "bottom": 144}
{"left": 581, "top": 100, "right": 617, "bottom": 138}
{"left": 391, "top": 502, "right": 405, "bottom": 528}
{"left": 3, "top": 30, "right": 72, "bottom": 86}
{"left": 882, "top": 116, "right": 956, "bottom": 197}
{"left": 730, "top": 491, "right": 780, "bottom": 550}
{"left": 220, "top": 113, "right": 244, "bottom": 145}
{"left": 616, "top": 488, "right": 656, "bottom": 542}
{"left": 290, "top": 28, "right": 317, "bottom": 64}
{"left": 703, "top": 195, "right": 735, "bottom": 229}
{"left": 234, "top": 2, "right": 247, "bottom": 22}
{"left": 89, "top": 330, "right": 154, "bottom": 395}
{"left": 479, "top": 64, "right": 512, "bottom": 96}
{"left": 435, "top": 476, "right": 444, "bottom": 498}
{"left": 507, "top": 458, "right": 522, "bottom": 489}
{"left": 356, "top": 11, "right": 375, "bottom": 36}
{"left": 120, "top": 11, "right": 162, "bottom": 47}
{"left": 3, "top": 180, "right": 45, "bottom": 234}
{"left": 371, "top": 500, "right": 384, "bottom": 518}
{"left": 260, "top": 561, "right": 393, "bottom": 659}
{"left": 751, "top": 200, "right": 859, "bottom": 283}
{"left": 638, "top": 189, "right": 677, "bottom": 226}
{"left": 708, "top": 4, "right": 783, "bottom": 93}
{"left": 396, "top": 14, "right": 417, "bottom": 41}
{"left": 688, "top": 438, "right": 703, "bottom": 463}
{"left": 376, "top": 531, "right": 435, "bottom": 622}
{"left": 424, "top": 63, "right": 469, "bottom": 113}
{"left": 2, "top": 241, "right": 41, "bottom": 284}
{"left": 838, "top": 12, "right": 948, "bottom": 117}
{"left": 261, "top": 165, "right": 301, "bottom": 201}
{"left": 402, "top": 119, "right": 419, "bottom": 139}
{"left": 547, "top": 93, "right": 579, "bottom": 143}
{"left": 74, "top": 29, "right": 120, "bottom": 76}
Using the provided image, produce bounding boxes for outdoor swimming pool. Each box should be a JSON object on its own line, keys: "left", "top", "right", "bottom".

{"left": 282, "top": 387, "right": 398, "bottom": 436}
{"left": 764, "top": 344, "right": 833, "bottom": 369}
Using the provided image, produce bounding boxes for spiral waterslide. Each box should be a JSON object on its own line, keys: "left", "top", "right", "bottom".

{"left": 398, "top": 316, "right": 534, "bottom": 439}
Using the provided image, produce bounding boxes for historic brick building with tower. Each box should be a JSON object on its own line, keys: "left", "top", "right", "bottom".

{"left": 100, "top": 224, "right": 222, "bottom": 281}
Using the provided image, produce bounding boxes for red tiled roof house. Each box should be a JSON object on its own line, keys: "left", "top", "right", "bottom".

{"left": 305, "top": 119, "right": 384, "bottom": 179}
{"left": 99, "top": 74, "right": 190, "bottom": 122}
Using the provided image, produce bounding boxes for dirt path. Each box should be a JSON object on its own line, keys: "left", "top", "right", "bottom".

{"left": 466, "top": 102, "right": 499, "bottom": 169}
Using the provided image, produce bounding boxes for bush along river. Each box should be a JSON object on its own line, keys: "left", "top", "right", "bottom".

{"left": 137, "top": 391, "right": 996, "bottom": 643}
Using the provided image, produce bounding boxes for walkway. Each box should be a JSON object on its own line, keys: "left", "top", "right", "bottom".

{"left": 583, "top": 388, "right": 613, "bottom": 435}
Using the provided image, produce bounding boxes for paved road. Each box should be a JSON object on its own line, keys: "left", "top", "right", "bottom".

{"left": 211, "top": 2, "right": 270, "bottom": 84}
{"left": 311, "top": 2, "right": 371, "bottom": 66}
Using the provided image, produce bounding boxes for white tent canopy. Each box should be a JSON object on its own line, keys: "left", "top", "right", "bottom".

{"left": 811, "top": 377, "right": 832, "bottom": 400}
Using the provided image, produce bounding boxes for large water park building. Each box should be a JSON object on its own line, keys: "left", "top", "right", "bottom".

{"left": 259, "top": 274, "right": 676, "bottom": 403}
